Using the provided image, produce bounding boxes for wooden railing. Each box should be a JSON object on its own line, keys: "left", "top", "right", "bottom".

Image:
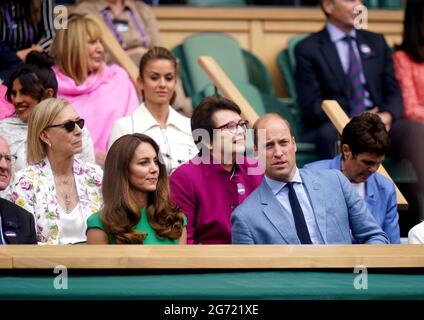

{"left": 0, "top": 245, "right": 423, "bottom": 269}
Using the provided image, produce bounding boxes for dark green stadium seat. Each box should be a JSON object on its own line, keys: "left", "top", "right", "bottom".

{"left": 242, "top": 49, "right": 275, "bottom": 97}
{"left": 173, "top": 42, "right": 275, "bottom": 100}
{"left": 182, "top": 33, "right": 249, "bottom": 95}
{"left": 177, "top": 32, "right": 291, "bottom": 118}
{"left": 365, "top": 0, "right": 401, "bottom": 8}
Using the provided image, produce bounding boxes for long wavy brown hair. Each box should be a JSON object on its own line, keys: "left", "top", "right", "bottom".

{"left": 101, "top": 133, "right": 184, "bottom": 244}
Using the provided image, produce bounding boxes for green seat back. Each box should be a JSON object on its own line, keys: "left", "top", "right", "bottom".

{"left": 197, "top": 82, "right": 266, "bottom": 116}
{"left": 242, "top": 49, "right": 275, "bottom": 97}
{"left": 380, "top": 0, "right": 401, "bottom": 8}
{"left": 171, "top": 44, "right": 195, "bottom": 99}
{"left": 364, "top": 0, "right": 379, "bottom": 7}
{"left": 182, "top": 33, "right": 249, "bottom": 95}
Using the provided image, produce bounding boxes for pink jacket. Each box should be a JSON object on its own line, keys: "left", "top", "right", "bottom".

{"left": 55, "top": 64, "right": 139, "bottom": 152}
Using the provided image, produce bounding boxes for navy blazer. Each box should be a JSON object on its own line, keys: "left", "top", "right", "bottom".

{"left": 0, "top": 198, "right": 37, "bottom": 244}
{"left": 304, "top": 155, "right": 400, "bottom": 243}
{"left": 231, "top": 169, "right": 389, "bottom": 244}
{"left": 295, "top": 28, "right": 403, "bottom": 132}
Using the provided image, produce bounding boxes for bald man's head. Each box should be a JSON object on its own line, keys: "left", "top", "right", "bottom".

{"left": 253, "top": 113, "right": 294, "bottom": 147}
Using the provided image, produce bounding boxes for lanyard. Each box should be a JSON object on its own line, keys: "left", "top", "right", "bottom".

{"left": 101, "top": 7, "right": 147, "bottom": 49}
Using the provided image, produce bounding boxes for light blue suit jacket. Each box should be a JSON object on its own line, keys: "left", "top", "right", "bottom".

{"left": 304, "top": 155, "right": 400, "bottom": 243}
{"left": 231, "top": 169, "right": 389, "bottom": 244}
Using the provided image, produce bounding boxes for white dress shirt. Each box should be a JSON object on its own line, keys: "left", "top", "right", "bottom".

{"left": 264, "top": 168, "right": 324, "bottom": 244}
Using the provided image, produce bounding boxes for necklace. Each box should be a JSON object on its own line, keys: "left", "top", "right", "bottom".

{"left": 54, "top": 174, "right": 76, "bottom": 213}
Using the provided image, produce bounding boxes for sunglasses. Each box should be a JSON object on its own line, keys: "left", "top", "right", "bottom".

{"left": 46, "top": 119, "right": 85, "bottom": 133}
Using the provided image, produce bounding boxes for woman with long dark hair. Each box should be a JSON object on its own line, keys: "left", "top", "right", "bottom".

{"left": 87, "top": 133, "right": 186, "bottom": 244}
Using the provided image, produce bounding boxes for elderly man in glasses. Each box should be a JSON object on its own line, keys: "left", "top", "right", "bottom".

{"left": 170, "top": 96, "right": 263, "bottom": 244}
{"left": 0, "top": 136, "right": 37, "bottom": 244}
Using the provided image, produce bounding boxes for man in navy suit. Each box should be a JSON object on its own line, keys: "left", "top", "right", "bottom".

{"left": 295, "top": 0, "right": 402, "bottom": 157}
{"left": 231, "top": 113, "right": 388, "bottom": 244}
{"left": 0, "top": 136, "right": 36, "bottom": 245}
{"left": 295, "top": 0, "right": 424, "bottom": 219}
{"left": 304, "top": 112, "right": 400, "bottom": 243}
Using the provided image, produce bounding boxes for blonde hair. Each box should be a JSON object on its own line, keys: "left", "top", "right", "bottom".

{"left": 50, "top": 15, "right": 102, "bottom": 85}
{"left": 27, "top": 98, "right": 70, "bottom": 164}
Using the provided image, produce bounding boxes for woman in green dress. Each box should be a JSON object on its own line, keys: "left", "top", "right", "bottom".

{"left": 87, "top": 133, "right": 186, "bottom": 244}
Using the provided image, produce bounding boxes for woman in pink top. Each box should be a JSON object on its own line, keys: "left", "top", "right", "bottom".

{"left": 50, "top": 14, "right": 139, "bottom": 166}
{"left": 393, "top": 0, "right": 424, "bottom": 124}
{"left": 170, "top": 96, "right": 263, "bottom": 244}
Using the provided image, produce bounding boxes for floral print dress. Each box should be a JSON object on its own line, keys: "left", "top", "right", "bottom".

{"left": 8, "top": 158, "right": 103, "bottom": 244}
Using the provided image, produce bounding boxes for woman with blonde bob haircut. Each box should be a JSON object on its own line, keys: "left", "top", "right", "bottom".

{"left": 9, "top": 98, "right": 103, "bottom": 245}
{"left": 50, "top": 14, "right": 138, "bottom": 164}
{"left": 87, "top": 133, "right": 186, "bottom": 244}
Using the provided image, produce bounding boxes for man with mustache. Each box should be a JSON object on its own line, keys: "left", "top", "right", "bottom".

{"left": 0, "top": 136, "right": 36, "bottom": 244}
{"left": 231, "top": 113, "right": 388, "bottom": 244}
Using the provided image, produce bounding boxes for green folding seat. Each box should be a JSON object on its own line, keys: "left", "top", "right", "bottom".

{"left": 181, "top": 33, "right": 249, "bottom": 95}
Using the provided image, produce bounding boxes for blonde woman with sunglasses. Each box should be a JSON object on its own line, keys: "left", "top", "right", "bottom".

{"left": 8, "top": 98, "right": 103, "bottom": 245}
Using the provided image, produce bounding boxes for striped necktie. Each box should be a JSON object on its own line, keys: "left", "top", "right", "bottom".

{"left": 344, "top": 35, "right": 367, "bottom": 117}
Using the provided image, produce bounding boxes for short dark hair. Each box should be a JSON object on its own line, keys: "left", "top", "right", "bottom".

{"left": 253, "top": 113, "right": 293, "bottom": 147}
{"left": 397, "top": 0, "right": 424, "bottom": 63}
{"left": 341, "top": 112, "right": 390, "bottom": 158}
{"left": 191, "top": 95, "right": 241, "bottom": 151}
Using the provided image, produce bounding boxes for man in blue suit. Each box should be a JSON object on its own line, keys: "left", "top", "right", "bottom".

{"left": 231, "top": 113, "right": 388, "bottom": 244}
{"left": 304, "top": 112, "right": 400, "bottom": 243}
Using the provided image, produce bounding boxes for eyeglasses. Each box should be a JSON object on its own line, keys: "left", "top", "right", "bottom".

{"left": 216, "top": 119, "right": 249, "bottom": 134}
{"left": 46, "top": 119, "right": 85, "bottom": 133}
{"left": 0, "top": 154, "right": 17, "bottom": 164}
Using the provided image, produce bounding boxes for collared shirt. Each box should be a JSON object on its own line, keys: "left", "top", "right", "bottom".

{"left": 264, "top": 168, "right": 324, "bottom": 244}
{"left": 109, "top": 103, "right": 198, "bottom": 174}
{"left": 326, "top": 22, "right": 373, "bottom": 108}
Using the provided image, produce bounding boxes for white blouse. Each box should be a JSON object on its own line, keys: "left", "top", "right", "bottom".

{"left": 108, "top": 103, "right": 197, "bottom": 174}
{"left": 58, "top": 203, "right": 87, "bottom": 245}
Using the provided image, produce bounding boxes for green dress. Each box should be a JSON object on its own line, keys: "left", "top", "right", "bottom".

{"left": 87, "top": 208, "right": 186, "bottom": 244}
